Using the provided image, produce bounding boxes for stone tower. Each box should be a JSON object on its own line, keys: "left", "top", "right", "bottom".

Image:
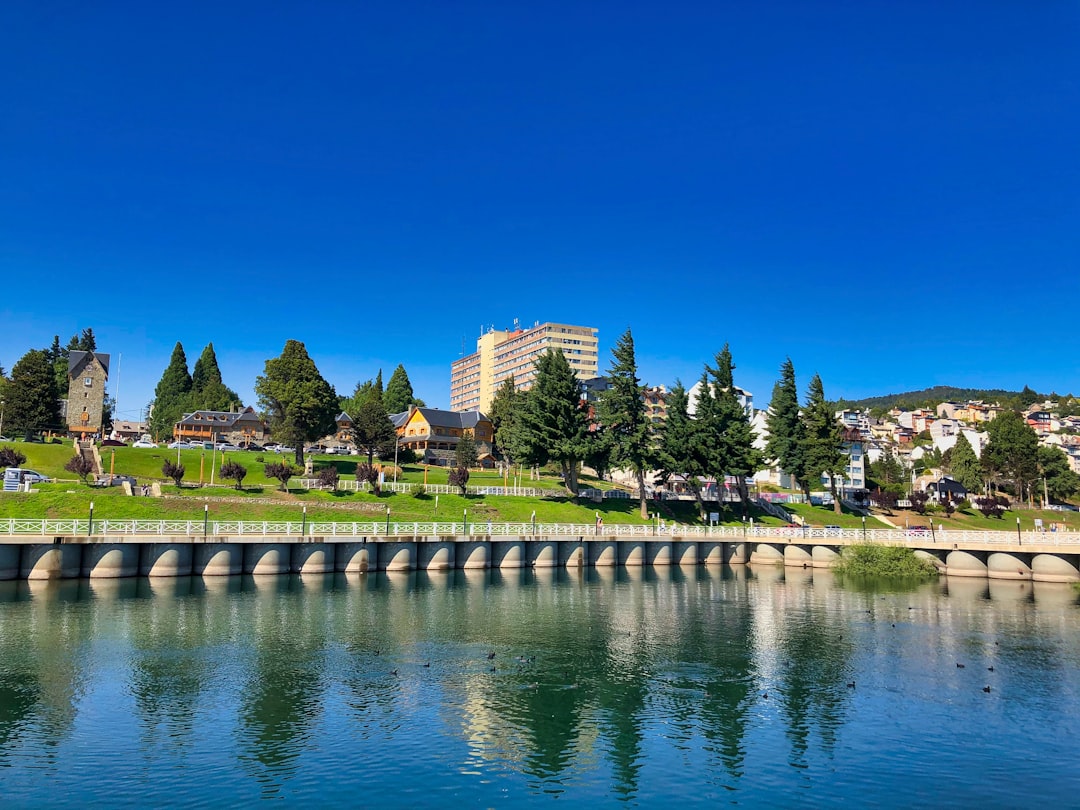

{"left": 67, "top": 351, "right": 110, "bottom": 436}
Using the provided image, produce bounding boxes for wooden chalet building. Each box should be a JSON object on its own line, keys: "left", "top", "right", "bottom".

{"left": 391, "top": 406, "right": 496, "bottom": 467}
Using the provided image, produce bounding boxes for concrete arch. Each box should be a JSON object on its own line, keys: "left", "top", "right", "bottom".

{"left": 82, "top": 544, "right": 140, "bottom": 578}
{"left": 987, "top": 551, "right": 1032, "bottom": 580}
{"left": 193, "top": 543, "right": 243, "bottom": 576}
{"left": 946, "top": 549, "right": 988, "bottom": 578}
{"left": 140, "top": 543, "right": 194, "bottom": 577}
{"left": 1031, "top": 553, "right": 1080, "bottom": 583}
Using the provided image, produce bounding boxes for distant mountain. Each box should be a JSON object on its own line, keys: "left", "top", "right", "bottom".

{"left": 835, "top": 385, "right": 1041, "bottom": 412}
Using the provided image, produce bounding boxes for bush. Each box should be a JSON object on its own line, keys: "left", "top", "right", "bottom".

{"left": 412, "top": 483, "right": 427, "bottom": 498}
{"left": 162, "top": 459, "right": 185, "bottom": 487}
{"left": 909, "top": 491, "right": 930, "bottom": 515}
{"left": 449, "top": 466, "right": 470, "bottom": 495}
{"left": 355, "top": 462, "right": 380, "bottom": 495}
{"left": 975, "top": 496, "right": 1005, "bottom": 519}
{"left": 0, "top": 447, "right": 27, "bottom": 468}
{"left": 220, "top": 460, "right": 248, "bottom": 490}
{"left": 317, "top": 466, "right": 339, "bottom": 491}
{"left": 954, "top": 498, "right": 971, "bottom": 512}
{"left": 64, "top": 455, "right": 95, "bottom": 483}
{"left": 264, "top": 461, "right": 299, "bottom": 491}
{"left": 833, "top": 543, "right": 939, "bottom": 578}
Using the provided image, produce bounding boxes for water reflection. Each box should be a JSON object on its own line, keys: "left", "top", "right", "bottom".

{"left": 0, "top": 567, "right": 1078, "bottom": 807}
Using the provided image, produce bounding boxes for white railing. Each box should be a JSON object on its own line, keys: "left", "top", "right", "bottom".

{"left": 0, "top": 517, "right": 1078, "bottom": 546}
{"left": 294, "top": 480, "right": 558, "bottom": 497}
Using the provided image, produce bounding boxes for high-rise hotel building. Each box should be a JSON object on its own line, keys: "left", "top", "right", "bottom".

{"left": 450, "top": 321, "right": 599, "bottom": 413}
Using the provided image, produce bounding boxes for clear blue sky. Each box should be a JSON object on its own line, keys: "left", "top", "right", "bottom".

{"left": 2, "top": 2, "right": 1078, "bottom": 421}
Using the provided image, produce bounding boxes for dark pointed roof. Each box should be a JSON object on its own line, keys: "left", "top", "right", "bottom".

{"left": 68, "top": 350, "right": 111, "bottom": 378}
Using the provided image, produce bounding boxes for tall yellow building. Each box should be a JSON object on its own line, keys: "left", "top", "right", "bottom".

{"left": 450, "top": 321, "right": 599, "bottom": 413}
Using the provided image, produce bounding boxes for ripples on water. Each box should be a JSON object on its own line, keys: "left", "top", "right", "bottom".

{"left": 0, "top": 568, "right": 1078, "bottom": 807}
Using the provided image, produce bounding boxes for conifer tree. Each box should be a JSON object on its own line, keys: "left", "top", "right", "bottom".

{"left": 349, "top": 375, "right": 396, "bottom": 465}
{"left": 948, "top": 432, "right": 982, "bottom": 493}
{"left": 149, "top": 342, "right": 193, "bottom": 440}
{"left": 255, "top": 340, "right": 338, "bottom": 466}
{"left": 6, "top": 349, "right": 61, "bottom": 439}
{"left": 384, "top": 364, "right": 423, "bottom": 414}
{"left": 764, "top": 358, "right": 806, "bottom": 492}
{"left": 710, "top": 345, "right": 759, "bottom": 517}
{"left": 599, "top": 329, "right": 657, "bottom": 518}
{"left": 800, "top": 374, "right": 845, "bottom": 513}
{"left": 658, "top": 380, "right": 708, "bottom": 518}
{"left": 517, "top": 349, "right": 593, "bottom": 495}
{"left": 48, "top": 335, "right": 67, "bottom": 394}
{"left": 455, "top": 431, "right": 478, "bottom": 469}
{"left": 489, "top": 375, "right": 524, "bottom": 465}
{"left": 188, "top": 343, "right": 242, "bottom": 412}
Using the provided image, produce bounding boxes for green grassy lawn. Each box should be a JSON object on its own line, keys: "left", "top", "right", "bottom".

{"left": 8, "top": 439, "right": 1076, "bottom": 532}
{"left": 877, "top": 505, "right": 1080, "bottom": 532}
{"left": 781, "top": 502, "right": 868, "bottom": 528}
{"left": 0, "top": 440, "right": 79, "bottom": 479}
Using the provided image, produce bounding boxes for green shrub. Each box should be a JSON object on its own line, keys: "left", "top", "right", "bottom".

{"left": 833, "top": 543, "right": 939, "bottom": 579}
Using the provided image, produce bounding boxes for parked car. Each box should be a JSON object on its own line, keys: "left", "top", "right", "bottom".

{"left": 132, "top": 440, "right": 158, "bottom": 449}
{"left": 216, "top": 443, "right": 241, "bottom": 452}
{"left": 273, "top": 445, "right": 295, "bottom": 454}
{"left": 241, "top": 443, "right": 265, "bottom": 452}
{"left": 17, "top": 469, "right": 50, "bottom": 484}
{"left": 0, "top": 436, "right": 11, "bottom": 442}
{"left": 166, "top": 440, "right": 187, "bottom": 449}
{"left": 101, "top": 439, "right": 126, "bottom": 447}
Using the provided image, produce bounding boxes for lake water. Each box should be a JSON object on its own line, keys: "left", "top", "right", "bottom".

{"left": 1, "top": 566, "right": 1078, "bottom": 808}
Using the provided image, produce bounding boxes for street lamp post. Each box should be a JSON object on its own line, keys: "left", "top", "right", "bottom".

{"left": 385, "top": 505, "right": 391, "bottom": 535}
{"left": 531, "top": 509, "right": 536, "bottom": 536}
{"left": 203, "top": 503, "right": 209, "bottom": 538}
{"left": 463, "top": 509, "right": 468, "bottom": 535}
{"left": 1016, "top": 516, "right": 1022, "bottom": 546}
{"left": 862, "top": 515, "right": 866, "bottom": 542}
{"left": 88, "top": 501, "right": 94, "bottom": 536}
{"left": 302, "top": 505, "right": 307, "bottom": 537}
{"left": 435, "top": 494, "right": 439, "bottom": 517}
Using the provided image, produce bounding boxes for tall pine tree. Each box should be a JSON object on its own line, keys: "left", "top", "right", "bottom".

{"left": 489, "top": 375, "right": 525, "bottom": 466}
{"left": 800, "top": 374, "right": 845, "bottom": 513}
{"left": 149, "top": 342, "right": 193, "bottom": 440}
{"left": 6, "top": 349, "right": 61, "bottom": 440}
{"left": 709, "top": 345, "right": 759, "bottom": 518}
{"left": 948, "top": 431, "right": 982, "bottom": 493}
{"left": 189, "top": 343, "right": 242, "bottom": 412}
{"left": 347, "top": 374, "right": 396, "bottom": 464}
{"left": 384, "top": 364, "right": 423, "bottom": 414}
{"left": 517, "top": 349, "right": 593, "bottom": 495}
{"left": 764, "top": 358, "right": 806, "bottom": 492}
{"left": 598, "top": 329, "right": 656, "bottom": 518}
{"left": 658, "top": 380, "right": 696, "bottom": 494}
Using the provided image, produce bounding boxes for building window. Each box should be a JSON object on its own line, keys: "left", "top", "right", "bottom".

{"left": 84, "top": 377, "right": 93, "bottom": 387}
